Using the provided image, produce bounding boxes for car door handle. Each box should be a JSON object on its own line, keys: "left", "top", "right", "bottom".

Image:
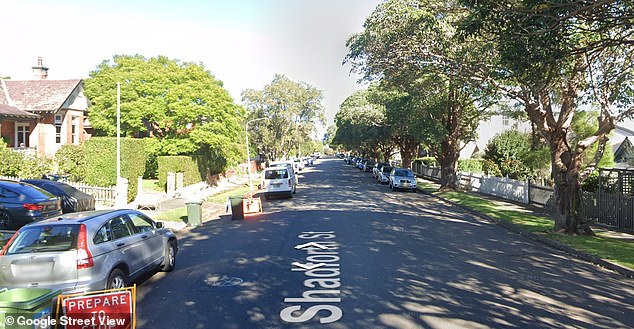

{"left": 116, "top": 242, "right": 125, "bottom": 247}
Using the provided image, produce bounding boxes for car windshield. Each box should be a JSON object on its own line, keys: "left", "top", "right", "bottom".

{"left": 265, "top": 169, "right": 289, "bottom": 179}
{"left": 395, "top": 169, "right": 414, "bottom": 177}
{"left": 382, "top": 166, "right": 393, "bottom": 173}
{"left": 6, "top": 224, "right": 79, "bottom": 255}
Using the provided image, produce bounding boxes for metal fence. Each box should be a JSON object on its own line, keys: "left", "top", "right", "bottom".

{"left": 0, "top": 175, "right": 116, "bottom": 206}
{"left": 412, "top": 164, "right": 634, "bottom": 232}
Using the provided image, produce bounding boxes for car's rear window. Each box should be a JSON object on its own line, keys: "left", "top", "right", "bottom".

{"left": 6, "top": 225, "right": 79, "bottom": 255}
{"left": 395, "top": 169, "right": 414, "bottom": 177}
{"left": 10, "top": 183, "right": 56, "bottom": 199}
{"left": 265, "top": 169, "right": 289, "bottom": 179}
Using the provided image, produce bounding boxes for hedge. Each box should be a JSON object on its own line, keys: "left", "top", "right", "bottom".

{"left": 157, "top": 156, "right": 202, "bottom": 189}
{"left": 157, "top": 154, "right": 225, "bottom": 190}
{"left": 83, "top": 137, "right": 146, "bottom": 202}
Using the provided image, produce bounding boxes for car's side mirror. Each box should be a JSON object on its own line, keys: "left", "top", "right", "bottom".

{"left": 156, "top": 222, "right": 164, "bottom": 229}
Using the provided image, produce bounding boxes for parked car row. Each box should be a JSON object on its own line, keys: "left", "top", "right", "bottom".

{"left": 344, "top": 156, "right": 417, "bottom": 192}
{"left": 0, "top": 178, "right": 178, "bottom": 295}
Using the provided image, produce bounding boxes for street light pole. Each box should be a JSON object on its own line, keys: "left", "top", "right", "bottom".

{"left": 246, "top": 117, "right": 269, "bottom": 196}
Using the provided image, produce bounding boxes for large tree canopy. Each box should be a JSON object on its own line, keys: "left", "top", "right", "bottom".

{"left": 84, "top": 55, "right": 245, "bottom": 172}
{"left": 457, "top": 0, "right": 634, "bottom": 234}
{"left": 345, "top": 0, "right": 486, "bottom": 182}
{"left": 241, "top": 74, "right": 325, "bottom": 161}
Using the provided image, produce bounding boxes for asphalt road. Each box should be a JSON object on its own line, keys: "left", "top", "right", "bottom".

{"left": 136, "top": 158, "right": 634, "bottom": 329}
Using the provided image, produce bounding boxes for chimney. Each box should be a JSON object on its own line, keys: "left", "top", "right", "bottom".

{"left": 32, "top": 57, "right": 49, "bottom": 79}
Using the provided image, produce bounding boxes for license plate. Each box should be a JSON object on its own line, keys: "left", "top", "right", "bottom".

{"left": 13, "top": 262, "right": 53, "bottom": 278}
{"left": 272, "top": 183, "right": 281, "bottom": 187}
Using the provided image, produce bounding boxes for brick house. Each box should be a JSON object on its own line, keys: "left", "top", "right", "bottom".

{"left": 0, "top": 58, "right": 90, "bottom": 157}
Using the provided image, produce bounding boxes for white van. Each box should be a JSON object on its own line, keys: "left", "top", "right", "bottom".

{"left": 269, "top": 160, "right": 298, "bottom": 185}
{"left": 261, "top": 166, "right": 296, "bottom": 199}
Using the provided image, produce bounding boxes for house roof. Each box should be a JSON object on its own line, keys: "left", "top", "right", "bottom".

{"left": 3, "top": 79, "right": 82, "bottom": 113}
{"left": 0, "top": 104, "right": 40, "bottom": 119}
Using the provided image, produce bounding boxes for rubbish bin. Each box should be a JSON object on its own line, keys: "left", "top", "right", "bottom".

{"left": 228, "top": 196, "right": 244, "bottom": 220}
{"left": 0, "top": 288, "right": 60, "bottom": 329}
{"left": 185, "top": 200, "right": 203, "bottom": 227}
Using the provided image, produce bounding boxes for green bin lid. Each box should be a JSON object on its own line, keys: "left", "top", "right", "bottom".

{"left": 0, "top": 288, "right": 60, "bottom": 309}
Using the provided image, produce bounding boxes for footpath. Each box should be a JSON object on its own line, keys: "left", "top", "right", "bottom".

{"left": 416, "top": 178, "right": 634, "bottom": 278}
{"left": 136, "top": 175, "right": 251, "bottom": 231}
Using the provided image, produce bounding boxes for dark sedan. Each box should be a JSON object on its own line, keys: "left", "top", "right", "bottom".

{"left": 0, "top": 180, "right": 62, "bottom": 229}
{"left": 22, "top": 179, "right": 96, "bottom": 214}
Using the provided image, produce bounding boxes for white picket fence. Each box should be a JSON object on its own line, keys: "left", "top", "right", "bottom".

{"left": 0, "top": 175, "right": 116, "bottom": 206}
{"left": 411, "top": 162, "right": 529, "bottom": 204}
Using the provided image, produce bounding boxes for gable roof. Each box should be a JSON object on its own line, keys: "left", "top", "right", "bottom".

{"left": 3, "top": 79, "right": 82, "bottom": 113}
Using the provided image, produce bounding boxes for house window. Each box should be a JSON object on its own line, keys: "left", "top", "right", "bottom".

{"left": 55, "top": 115, "right": 62, "bottom": 144}
{"left": 16, "top": 123, "right": 30, "bottom": 147}
{"left": 502, "top": 115, "right": 510, "bottom": 127}
{"left": 72, "top": 116, "right": 79, "bottom": 144}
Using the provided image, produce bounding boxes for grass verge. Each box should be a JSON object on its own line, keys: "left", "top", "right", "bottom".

{"left": 154, "top": 207, "right": 188, "bottom": 223}
{"left": 418, "top": 179, "right": 634, "bottom": 270}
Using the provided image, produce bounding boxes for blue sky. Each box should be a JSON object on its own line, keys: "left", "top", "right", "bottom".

{"left": 0, "top": 0, "right": 382, "bottom": 124}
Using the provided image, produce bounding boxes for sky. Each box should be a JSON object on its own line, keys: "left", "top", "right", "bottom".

{"left": 0, "top": 0, "right": 381, "bottom": 126}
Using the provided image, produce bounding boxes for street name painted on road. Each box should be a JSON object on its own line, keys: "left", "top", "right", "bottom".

{"left": 280, "top": 231, "right": 343, "bottom": 324}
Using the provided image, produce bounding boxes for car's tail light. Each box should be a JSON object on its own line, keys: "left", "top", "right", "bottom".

{"left": 288, "top": 179, "right": 292, "bottom": 186}
{"left": 0, "top": 231, "right": 19, "bottom": 255}
{"left": 77, "top": 224, "right": 94, "bottom": 269}
{"left": 23, "top": 203, "right": 44, "bottom": 211}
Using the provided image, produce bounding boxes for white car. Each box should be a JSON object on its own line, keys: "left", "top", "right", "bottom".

{"left": 378, "top": 165, "right": 393, "bottom": 184}
{"left": 389, "top": 168, "right": 417, "bottom": 192}
{"left": 261, "top": 166, "right": 296, "bottom": 199}
{"left": 269, "top": 160, "right": 299, "bottom": 185}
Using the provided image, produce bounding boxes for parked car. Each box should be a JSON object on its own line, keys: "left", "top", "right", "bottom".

{"left": 389, "top": 168, "right": 417, "bottom": 192}
{"left": 261, "top": 166, "right": 296, "bottom": 199}
{"left": 378, "top": 166, "right": 393, "bottom": 184}
{"left": 293, "top": 157, "right": 305, "bottom": 171}
{"left": 0, "top": 209, "right": 177, "bottom": 294}
{"left": 302, "top": 157, "right": 314, "bottom": 166}
{"left": 372, "top": 163, "right": 388, "bottom": 178}
{"left": 364, "top": 160, "right": 376, "bottom": 173}
{"left": 21, "top": 179, "right": 96, "bottom": 214}
{"left": 0, "top": 180, "right": 62, "bottom": 230}
{"left": 269, "top": 160, "right": 299, "bottom": 185}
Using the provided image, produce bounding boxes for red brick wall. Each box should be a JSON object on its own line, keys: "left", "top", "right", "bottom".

{"left": 1, "top": 121, "right": 15, "bottom": 146}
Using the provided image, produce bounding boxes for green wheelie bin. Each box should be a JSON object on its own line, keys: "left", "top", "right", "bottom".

{"left": 228, "top": 196, "right": 244, "bottom": 220}
{"left": 186, "top": 199, "right": 203, "bottom": 227}
{"left": 0, "top": 288, "right": 60, "bottom": 329}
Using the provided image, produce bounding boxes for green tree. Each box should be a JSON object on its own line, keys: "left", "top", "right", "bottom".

{"left": 459, "top": 1, "right": 634, "bottom": 234}
{"left": 332, "top": 88, "right": 394, "bottom": 162}
{"left": 84, "top": 55, "right": 245, "bottom": 175}
{"left": 241, "top": 74, "right": 325, "bottom": 161}
{"left": 483, "top": 130, "right": 533, "bottom": 180}
{"left": 345, "top": 0, "right": 486, "bottom": 184}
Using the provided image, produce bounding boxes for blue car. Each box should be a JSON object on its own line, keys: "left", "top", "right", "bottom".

{"left": 0, "top": 180, "right": 62, "bottom": 229}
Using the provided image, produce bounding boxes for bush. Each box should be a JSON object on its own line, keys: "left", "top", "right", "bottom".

{"left": 418, "top": 157, "right": 438, "bottom": 167}
{"left": 458, "top": 159, "right": 483, "bottom": 173}
{"left": 19, "top": 155, "right": 53, "bottom": 179}
{"left": 55, "top": 144, "right": 86, "bottom": 181}
{"left": 0, "top": 140, "right": 23, "bottom": 176}
{"left": 157, "top": 156, "right": 203, "bottom": 189}
{"left": 83, "top": 137, "right": 146, "bottom": 202}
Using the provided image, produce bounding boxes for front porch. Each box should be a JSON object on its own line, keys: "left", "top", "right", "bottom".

{"left": 0, "top": 104, "right": 40, "bottom": 157}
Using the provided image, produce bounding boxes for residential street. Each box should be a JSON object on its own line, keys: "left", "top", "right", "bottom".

{"left": 135, "top": 158, "right": 634, "bottom": 329}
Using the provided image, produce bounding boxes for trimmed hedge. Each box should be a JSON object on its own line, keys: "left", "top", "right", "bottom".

{"left": 157, "top": 154, "right": 225, "bottom": 190}
{"left": 157, "top": 156, "right": 202, "bottom": 189}
{"left": 83, "top": 137, "right": 146, "bottom": 202}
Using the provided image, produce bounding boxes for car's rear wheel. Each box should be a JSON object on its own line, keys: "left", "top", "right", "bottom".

{"left": 0, "top": 211, "right": 11, "bottom": 230}
{"left": 106, "top": 269, "right": 127, "bottom": 290}
{"left": 161, "top": 241, "right": 176, "bottom": 272}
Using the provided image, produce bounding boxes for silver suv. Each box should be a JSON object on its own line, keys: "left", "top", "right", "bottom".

{"left": 0, "top": 209, "right": 177, "bottom": 293}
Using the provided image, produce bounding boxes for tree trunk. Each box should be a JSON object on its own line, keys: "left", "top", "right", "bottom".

{"left": 550, "top": 137, "right": 593, "bottom": 235}
{"left": 438, "top": 138, "right": 459, "bottom": 190}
